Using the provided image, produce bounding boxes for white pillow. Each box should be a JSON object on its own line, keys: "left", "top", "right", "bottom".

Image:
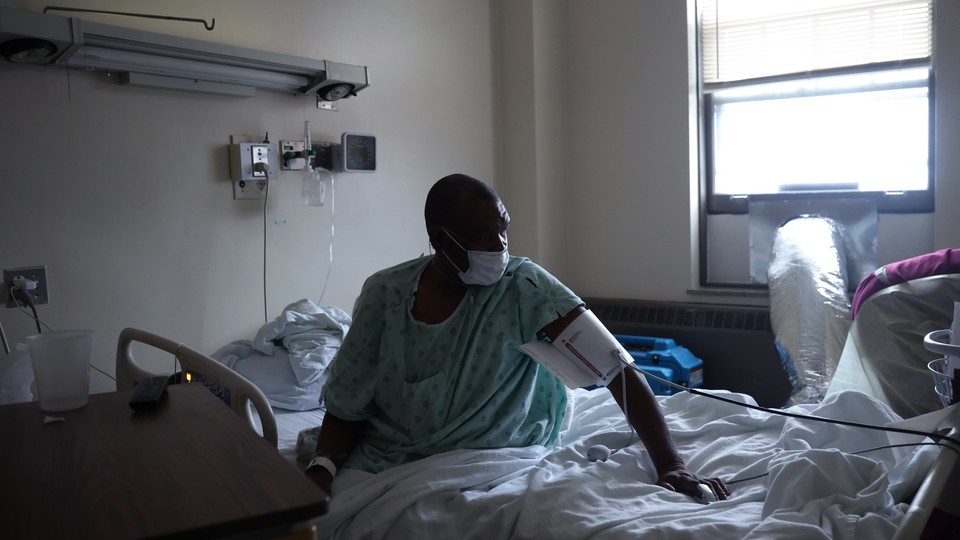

{"left": 212, "top": 340, "right": 323, "bottom": 411}
{"left": 232, "top": 352, "right": 323, "bottom": 411}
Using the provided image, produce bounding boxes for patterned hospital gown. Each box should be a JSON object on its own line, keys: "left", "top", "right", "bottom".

{"left": 322, "top": 255, "right": 583, "bottom": 474}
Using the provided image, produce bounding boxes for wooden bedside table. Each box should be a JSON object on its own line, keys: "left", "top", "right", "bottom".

{"left": 0, "top": 383, "right": 327, "bottom": 539}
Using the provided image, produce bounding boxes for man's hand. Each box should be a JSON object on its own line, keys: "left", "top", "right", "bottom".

{"left": 305, "top": 467, "right": 334, "bottom": 500}
{"left": 306, "top": 412, "right": 364, "bottom": 501}
{"left": 657, "top": 468, "right": 730, "bottom": 501}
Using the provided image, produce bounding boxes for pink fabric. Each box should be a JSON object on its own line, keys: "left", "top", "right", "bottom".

{"left": 851, "top": 248, "right": 960, "bottom": 319}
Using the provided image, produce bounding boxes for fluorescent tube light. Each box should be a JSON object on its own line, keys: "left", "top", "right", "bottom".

{"left": 66, "top": 45, "right": 311, "bottom": 91}
{"left": 0, "top": 7, "right": 370, "bottom": 99}
{"left": 120, "top": 73, "right": 257, "bottom": 97}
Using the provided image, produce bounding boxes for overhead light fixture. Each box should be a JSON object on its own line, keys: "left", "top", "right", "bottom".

{"left": 0, "top": 7, "right": 370, "bottom": 100}
{"left": 0, "top": 37, "right": 58, "bottom": 62}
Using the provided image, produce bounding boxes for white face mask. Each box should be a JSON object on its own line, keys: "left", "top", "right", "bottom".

{"left": 440, "top": 228, "right": 509, "bottom": 286}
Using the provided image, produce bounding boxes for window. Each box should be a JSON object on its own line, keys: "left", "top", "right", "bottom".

{"left": 699, "top": 0, "right": 934, "bottom": 214}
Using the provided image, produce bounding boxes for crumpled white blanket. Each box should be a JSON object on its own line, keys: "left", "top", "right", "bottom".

{"left": 312, "top": 389, "right": 937, "bottom": 540}
{"left": 253, "top": 299, "right": 351, "bottom": 385}
{"left": 211, "top": 299, "right": 350, "bottom": 411}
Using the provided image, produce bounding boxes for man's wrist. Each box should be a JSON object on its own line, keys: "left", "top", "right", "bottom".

{"left": 305, "top": 455, "right": 338, "bottom": 477}
{"left": 657, "top": 458, "right": 686, "bottom": 476}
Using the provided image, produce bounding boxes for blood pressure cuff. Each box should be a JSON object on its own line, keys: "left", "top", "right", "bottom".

{"left": 519, "top": 310, "right": 633, "bottom": 389}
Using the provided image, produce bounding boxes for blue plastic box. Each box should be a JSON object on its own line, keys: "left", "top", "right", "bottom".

{"left": 614, "top": 335, "right": 704, "bottom": 395}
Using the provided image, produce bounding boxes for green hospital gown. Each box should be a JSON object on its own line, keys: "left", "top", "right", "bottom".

{"left": 322, "top": 255, "right": 583, "bottom": 474}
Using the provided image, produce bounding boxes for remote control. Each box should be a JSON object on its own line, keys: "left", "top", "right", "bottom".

{"left": 129, "top": 375, "right": 170, "bottom": 410}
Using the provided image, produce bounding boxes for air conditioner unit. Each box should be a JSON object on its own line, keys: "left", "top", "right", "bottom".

{"left": 0, "top": 7, "right": 370, "bottom": 99}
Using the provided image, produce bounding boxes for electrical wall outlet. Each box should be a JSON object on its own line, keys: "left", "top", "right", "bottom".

{"left": 228, "top": 142, "right": 274, "bottom": 181}
{"left": 3, "top": 265, "right": 49, "bottom": 308}
{"left": 250, "top": 144, "right": 269, "bottom": 178}
{"left": 233, "top": 179, "right": 268, "bottom": 200}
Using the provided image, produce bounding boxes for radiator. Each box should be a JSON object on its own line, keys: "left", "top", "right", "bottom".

{"left": 583, "top": 297, "right": 792, "bottom": 407}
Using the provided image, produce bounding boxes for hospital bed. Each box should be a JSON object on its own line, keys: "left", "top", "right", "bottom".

{"left": 288, "top": 390, "right": 955, "bottom": 540}
{"left": 118, "top": 278, "right": 960, "bottom": 539}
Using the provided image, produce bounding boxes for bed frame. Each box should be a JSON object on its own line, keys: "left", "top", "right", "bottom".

{"left": 895, "top": 427, "right": 960, "bottom": 539}
{"left": 115, "top": 327, "right": 278, "bottom": 447}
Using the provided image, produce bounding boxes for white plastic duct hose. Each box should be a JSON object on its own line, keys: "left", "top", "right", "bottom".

{"left": 767, "top": 215, "right": 852, "bottom": 405}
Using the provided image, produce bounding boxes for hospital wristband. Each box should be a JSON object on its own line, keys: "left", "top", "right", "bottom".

{"left": 306, "top": 456, "right": 338, "bottom": 478}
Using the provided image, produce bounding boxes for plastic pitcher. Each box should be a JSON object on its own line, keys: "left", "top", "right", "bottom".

{"left": 25, "top": 330, "right": 92, "bottom": 411}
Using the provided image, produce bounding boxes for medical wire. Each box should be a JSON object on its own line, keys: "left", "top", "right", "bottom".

{"left": 93, "top": 364, "right": 134, "bottom": 388}
{"left": 620, "top": 361, "right": 634, "bottom": 444}
{"left": 262, "top": 174, "right": 270, "bottom": 324}
{"left": 9, "top": 286, "right": 52, "bottom": 333}
{"left": 615, "top": 351, "right": 960, "bottom": 449}
{"left": 317, "top": 174, "right": 335, "bottom": 304}
{"left": 724, "top": 441, "right": 960, "bottom": 486}
{"left": 0, "top": 320, "right": 9, "bottom": 354}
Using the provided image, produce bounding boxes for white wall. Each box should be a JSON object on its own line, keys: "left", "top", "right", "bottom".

{"left": 553, "top": 0, "right": 701, "bottom": 299}
{"left": 0, "top": 0, "right": 497, "bottom": 392}
{"left": 933, "top": 0, "right": 960, "bottom": 248}
{"left": 496, "top": 0, "right": 568, "bottom": 276}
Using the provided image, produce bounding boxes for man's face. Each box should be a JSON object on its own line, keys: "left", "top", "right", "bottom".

{"left": 436, "top": 197, "right": 510, "bottom": 280}
{"left": 447, "top": 197, "right": 510, "bottom": 253}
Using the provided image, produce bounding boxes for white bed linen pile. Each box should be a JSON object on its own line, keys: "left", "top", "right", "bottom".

{"left": 311, "top": 389, "right": 937, "bottom": 540}
{"left": 212, "top": 299, "right": 350, "bottom": 411}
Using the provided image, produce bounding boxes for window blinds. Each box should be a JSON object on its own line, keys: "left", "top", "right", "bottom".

{"left": 700, "top": 0, "right": 932, "bottom": 84}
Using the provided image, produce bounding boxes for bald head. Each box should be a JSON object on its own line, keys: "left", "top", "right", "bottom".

{"left": 424, "top": 174, "right": 500, "bottom": 234}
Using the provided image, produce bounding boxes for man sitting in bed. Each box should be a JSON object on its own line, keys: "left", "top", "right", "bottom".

{"left": 306, "top": 173, "right": 728, "bottom": 502}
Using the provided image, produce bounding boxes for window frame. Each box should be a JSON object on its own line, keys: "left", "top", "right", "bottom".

{"left": 699, "top": 8, "right": 936, "bottom": 216}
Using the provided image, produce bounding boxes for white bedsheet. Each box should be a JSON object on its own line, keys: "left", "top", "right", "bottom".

{"left": 312, "top": 389, "right": 937, "bottom": 540}
{"left": 271, "top": 407, "right": 325, "bottom": 463}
